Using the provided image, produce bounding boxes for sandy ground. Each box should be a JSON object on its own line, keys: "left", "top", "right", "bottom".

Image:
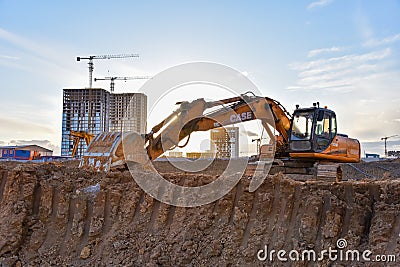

{"left": 0, "top": 160, "right": 399, "bottom": 266}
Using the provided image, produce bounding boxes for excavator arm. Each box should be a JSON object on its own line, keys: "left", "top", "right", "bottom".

{"left": 70, "top": 131, "right": 95, "bottom": 157}
{"left": 81, "top": 93, "right": 293, "bottom": 171}
{"left": 145, "top": 93, "right": 292, "bottom": 160}
{"left": 81, "top": 92, "right": 359, "bottom": 172}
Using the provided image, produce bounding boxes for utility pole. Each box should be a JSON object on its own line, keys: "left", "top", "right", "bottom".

{"left": 77, "top": 54, "right": 139, "bottom": 88}
{"left": 94, "top": 76, "right": 151, "bottom": 92}
{"left": 381, "top": 135, "right": 398, "bottom": 157}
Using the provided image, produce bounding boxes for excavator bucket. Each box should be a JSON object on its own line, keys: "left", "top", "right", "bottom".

{"left": 79, "top": 132, "right": 151, "bottom": 172}
{"left": 79, "top": 132, "right": 123, "bottom": 172}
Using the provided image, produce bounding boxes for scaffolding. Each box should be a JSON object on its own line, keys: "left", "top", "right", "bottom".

{"left": 109, "top": 93, "right": 147, "bottom": 133}
{"left": 61, "top": 88, "right": 147, "bottom": 157}
{"left": 210, "top": 127, "right": 239, "bottom": 159}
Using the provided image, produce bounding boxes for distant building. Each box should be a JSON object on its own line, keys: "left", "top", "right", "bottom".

{"left": 0, "top": 145, "right": 53, "bottom": 160}
{"left": 61, "top": 88, "right": 147, "bottom": 157}
{"left": 210, "top": 127, "right": 239, "bottom": 159}
{"left": 362, "top": 153, "right": 381, "bottom": 162}
{"left": 186, "top": 151, "right": 215, "bottom": 159}
{"left": 61, "top": 88, "right": 110, "bottom": 157}
{"left": 168, "top": 151, "right": 183, "bottom": 158}
{"left": 109, "top": 93, "right": 147, "bottom": 133}
{"left": 365, "top": 153, "right": 380, "bottom": 159}
{"left": 186, "top": 152, "right": 202, "bottom": 159}
{"left": 388, "top": 151, "right": 400, "bottom": 157}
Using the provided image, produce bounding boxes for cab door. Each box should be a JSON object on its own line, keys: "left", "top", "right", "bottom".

{"left": 313, "top": 110, "right": 336, "bottom": 152}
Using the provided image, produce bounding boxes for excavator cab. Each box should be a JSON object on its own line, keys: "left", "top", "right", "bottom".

{"left": 288, "top": 106, "right": 360, "bottom": 162}
{"left": 289, "top": 107, "right": 335, "bottom": 152}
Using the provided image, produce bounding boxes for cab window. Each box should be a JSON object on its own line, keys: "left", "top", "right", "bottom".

{"left": 331, "top": 115, "right": 337, "bottom": 138}
{"left": 315, "top": 112, "right": 334, "bottom": 151}
{"left": 315, "top": 113, "right": 330, "bottom": 138}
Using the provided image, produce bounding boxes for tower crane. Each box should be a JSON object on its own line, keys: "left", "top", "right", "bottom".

{"left": 77, "top": 54, "right": 139, "bottom": 88}
{"left": 94, "top": 76, "right": 152, "bottom": 92}
{"left": 381, "top": 135, "right": 398, "bottom": 157}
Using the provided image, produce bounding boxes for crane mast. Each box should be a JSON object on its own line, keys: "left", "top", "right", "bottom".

{"left": 381, "top": 135, "right": 398, "bottom": 157}
{"left": 77, "top": 54, "right": 139, "bottom": 88}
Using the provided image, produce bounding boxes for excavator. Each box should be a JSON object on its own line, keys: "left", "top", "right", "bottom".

{"left": 70, "top": 131, "right": 95, "bottom": 158}
{"left": 79, "top": 92, "right": 360, "bottom": 179}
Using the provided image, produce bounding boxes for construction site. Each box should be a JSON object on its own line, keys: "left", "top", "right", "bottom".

{"left": 0, "top": 158, "right": 399, "bottom": 266}
{"left": 3, "top": 0, "right": 400, "bottom": 265}
{"left": 1, "top": 64, "right": 400, "bottom": 267}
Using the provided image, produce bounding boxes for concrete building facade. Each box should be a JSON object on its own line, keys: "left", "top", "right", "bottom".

{"left": 109, "top": 93, "right": 147, "bottom": 133}
{"left": 210, "top": 126, "right": 239, "bottom": 159}
{"left": 61, "top": 88, "right": 147, "bottom": 157}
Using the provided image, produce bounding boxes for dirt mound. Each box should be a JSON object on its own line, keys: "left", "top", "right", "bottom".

{"left": 0, "top": 162, "right": 399, "bottom": 266}
{"left": 341, "top": 161, "right": 400, "bottom": 180}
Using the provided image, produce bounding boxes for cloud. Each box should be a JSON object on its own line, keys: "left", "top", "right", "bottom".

{"left": 242, "top": 130, "right": 259, "bottom": 137}
{"left": 307, "top": 46, "right": 342, "bottom": 58}
{"left": 291, "top": 48, "right": 391, "bottom": 71}
{"left": 8, "top": 139, "right": 58, "bottom": 151}
{"left": 307, "top": 0, "right": 334, "bottom": 10}
{"left": 0, "top": 27, "right": 84, "bottom": 83}
{"left": 354, "top": 5, "right": 374, "bottom": 40}
{"left": 361, "top": 140, "right": 400, "bottom": 153}
{"left": 0, "top": 116, "right": 55, "bottom": 136}
{"left": 0, "top": 54, "right": 20, "bottom": 60}
{"left": 363, "top": 33, "right": 400, "bottom": 47}
{"left": 288, "top": 48, "right": 391, "bottom": 91}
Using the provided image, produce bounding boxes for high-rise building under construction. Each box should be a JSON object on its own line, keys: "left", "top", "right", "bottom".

{"left": 61, "top": 88, "right": 147, "bottom": 157}
{"left": 210, "top": 126, "right": 239, "bottom": 158}
{"left": 109, "top": 93, "right": 147, "bottom": 133}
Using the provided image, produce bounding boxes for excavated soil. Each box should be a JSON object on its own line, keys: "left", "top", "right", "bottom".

{"left": 0, "top": 160, "right": 399, "bottom": 266}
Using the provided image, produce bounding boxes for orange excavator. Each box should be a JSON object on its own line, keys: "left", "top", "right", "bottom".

{"left": 70, "top": 131, "right": 95, "bottom": 158}
{"left": 80, "top": 92, "right": 360, "bottom": 178}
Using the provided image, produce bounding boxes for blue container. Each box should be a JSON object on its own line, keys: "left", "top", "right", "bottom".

{"left": 15, "top": 150, "right": 31, "bottom": 160}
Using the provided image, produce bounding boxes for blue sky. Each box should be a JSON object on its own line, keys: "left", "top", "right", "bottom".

{"left": 0, "top": 0, "right": 399, "bottom": 156}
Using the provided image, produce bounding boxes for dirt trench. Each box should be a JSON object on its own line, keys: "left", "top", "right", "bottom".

{"left": 0, "top": 161, "right": 399, "bottom": 266}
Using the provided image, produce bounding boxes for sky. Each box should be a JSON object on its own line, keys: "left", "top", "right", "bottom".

{"left": 0, "top": 0, "right": 399, "bottom": 156}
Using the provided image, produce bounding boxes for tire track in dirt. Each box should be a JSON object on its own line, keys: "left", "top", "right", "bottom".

{"left": 148, "top": 178, "right": 168, "bottom": 232}
{"left": 241, "top": 190, "right": 258, "bottom": 248}
{"left": 229, "top": 181, "right": 244, "bottom": 224}
{"left": 38, "top": 187, "right": 59, "bottom": 252}
{"left": 0, "top": 170, "right": 7, "bottom": 202}
{"left": 32, "top": 184, "right": 42, "bottom": 217}
{"left": 271, "top": 183, "right": 298, "bottom": 250}
{"left": 386, "top": 214, "right": 400, "bottom": 255}
{"left": 165, "top": 176, "right": 186, "bottom": 228}
{"left": 58, "top": 194, "right": 75, "bottom": 255}
{"left": 263, "top": 181, "right": 281, "bottom": 246}
{"left": 78, "top": 197, "right": 93, "bottom": 258}
{"left": 315, "top": 194, "right": 331, "bottom": 252}
{"left": 232, "top": 182, "right": 254, "bottom": 245}
{"left": 89, "top": 191, "right": 106, "bottom": 237}
{"left": 131, "top": 192, "right": 145, "bottom": 223}
{"left": 284, "top": 183, "right": 301, "bottom": 248}
{"left": 103, "top": 190, "right": 113, "bottom": 233}
{"left": 340, "top": 184, "right": 354, "bottom": 237}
